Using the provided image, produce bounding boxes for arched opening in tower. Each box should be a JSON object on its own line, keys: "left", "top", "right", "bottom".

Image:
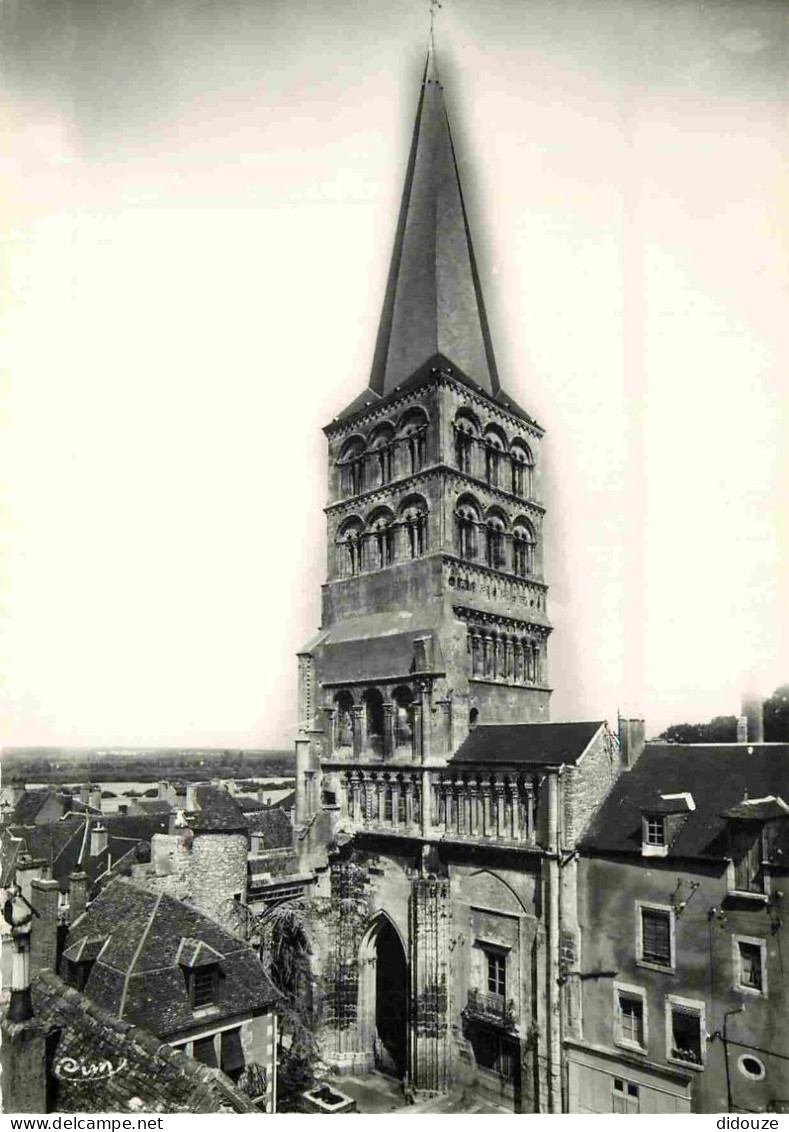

{"left": 373, "top": 919, "right": 408, "bottom": 1079}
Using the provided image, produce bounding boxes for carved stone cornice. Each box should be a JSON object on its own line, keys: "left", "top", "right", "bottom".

{"left": 324, "top": 383, "right": 433, "bottom": 441}
{"left": 453, "top": 604, "right": 553, "bottom": 638}
{"left": 442, "top": 554, "right": 548, "bottom": 593}
{"left": 443, "top": 468, "right": 546, "bottom": 517}
{"left": 325, "top": 466, "right": 442, "bottom": 516}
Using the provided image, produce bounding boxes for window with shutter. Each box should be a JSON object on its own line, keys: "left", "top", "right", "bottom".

{"left": 640, "top": 906, "right": 673, "bottom": 967}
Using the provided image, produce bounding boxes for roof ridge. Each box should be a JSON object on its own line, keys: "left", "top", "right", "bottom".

{"left": 119, "top": 889, "right": 163, "bottom": 1017}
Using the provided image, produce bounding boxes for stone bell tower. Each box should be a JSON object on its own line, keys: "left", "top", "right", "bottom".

{"left": 295, "top": 44, "right": 552, "bottom": 829}
{"left": 292, "top": 44, "right": 556, "bottom": 1101}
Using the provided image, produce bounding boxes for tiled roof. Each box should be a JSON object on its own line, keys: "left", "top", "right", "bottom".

{"left": 184, "top": 786, "right": 248, "bottom": 833}
{"left": 8, "top": 789, "right": 62, "bottom": 825}
{"left": 451, "top": 721, "right": 605, "bottom": 767}
{"left": 31, "top": 970, "right": 257, "bottom": 1113}
{"left": 64, "top": 878, "right": 279, "bottom": 1038}
{"left": 581, "top": 743, "right": 789, "bottom": 861}
{"left": 9, "top": 814, "right": 170, "bottom": 894}
{"left": 131, "top": 799, "right": 174, "bottom": 814}
{"left": 721, "top": 796, "right": 789, "bottom": 821}
{"left": 244, "top": 808, "right": 293, "bottom": 848}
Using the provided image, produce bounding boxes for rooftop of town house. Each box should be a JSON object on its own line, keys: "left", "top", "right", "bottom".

{"left": 244, "top": 806, "right": 293, "bottom": 848}
{"left": 9, "top": 813, "right": 169, "bottom": 894}
{"left": 450, "top": 720, "right": 606, "bottom": 767}
{"left": 181, "top": 784, "right": 248, "bottom": 833}
{"left": 64, "top": 878, "right": 279, "bottom": 1037}
{"left": 580, "top": 742, "right": 789, "bottom": 860}
{"left": 28, "top": 969, "right": 258, "bottom": 1114}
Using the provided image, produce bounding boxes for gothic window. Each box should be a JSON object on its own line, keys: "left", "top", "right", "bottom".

{"left": 337, "top": 517, "right": 364, "bottom": 577}
{"left": 483, "top": 426, "right": 506, "bottom": 488}
{"left": 398, "top": 407, "right": 429, "bottom": 475}
{"left": 485, "top": 510, "right": 508, "bottom": 570}
{"left": 338, "top": 436, "right": 366, "bottom": 498}
{"left": 510, "top": 440, "right": 534, "bottom": 498}
{"left": 455, "top": 495, "right": 480, "bottom": 561}
{"left": 334, "top": 690, "right": 354, "bottom": 749}
{"left": 368, "top": 508, "right": 395, "bottom": 569}
{"left": 512, "top": 519, "right": 535, "bottom": 577}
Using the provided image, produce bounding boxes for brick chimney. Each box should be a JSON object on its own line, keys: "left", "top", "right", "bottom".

{"left": 90, "top": 823, "right": 108, "bottom": 858}
{"left": 618, "top": 717, "right": 646, "bottom": 769}
{"left": 29, "top": 877, "right": 60, "bottom": 976}
{"left": 89, "top": 786, "right": 102, "bottom": 812}
{"left": 69, "top": 870, "right": 89, "bottom": 924}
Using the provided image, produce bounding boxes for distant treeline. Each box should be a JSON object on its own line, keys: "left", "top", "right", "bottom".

{"left": 1, "top": 748, "right": 296, "bottom": 784}
{"left": 657, "top": 684, "right": 789, "bottom": 744}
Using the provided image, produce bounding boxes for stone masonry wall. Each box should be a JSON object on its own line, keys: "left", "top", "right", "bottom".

{"left": 562, "top": 727, "right": 620, "bottom": 849}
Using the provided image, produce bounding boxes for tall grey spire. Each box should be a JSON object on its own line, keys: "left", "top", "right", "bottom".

{"left": 369, "top": 45, "right": 500, "bottom": 396}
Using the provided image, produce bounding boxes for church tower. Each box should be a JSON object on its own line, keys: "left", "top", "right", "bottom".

{"left": 289, "top": 50, "right": 620, "bottom": 1111}
{"left": 296, "top": 46, "right": 551, "bottom": 824}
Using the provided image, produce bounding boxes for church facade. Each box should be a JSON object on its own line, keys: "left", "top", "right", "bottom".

{"left": 293, "top": 48, "right": 621, "bottom": 1112}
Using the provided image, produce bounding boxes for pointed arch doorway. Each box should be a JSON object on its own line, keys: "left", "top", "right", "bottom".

{"left": 358, "top": 913, "right": 408, "bottom": 1080}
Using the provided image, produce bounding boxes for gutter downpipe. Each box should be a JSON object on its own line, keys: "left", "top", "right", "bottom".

{"left": 547, "top": 765, "right": 564, "bottom": 1114}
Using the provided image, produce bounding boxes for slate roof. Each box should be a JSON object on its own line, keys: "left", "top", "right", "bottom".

{"left": 451, "top": 721, "right": 604, "bottom": 767}
{"left": 581, "top": 743, "right": 789, "bottom": 862}
{"left": 184, "top": 785, "right": 248, "bottom": 833}
{"left": 9, "top": 814, "right": 168, "bottom": 894}
{"left": 31, "top": 970, "right": 257, "bottom": 1113}
{"left": 130, "top": 799, "right": 174, "bottom": 815}
{"left": 244, "top": 808, "right": 293, "bottom": 848}
{"left": 64, "top": 878, "right": 279, "bottom": 1038}
{"left": 273, "top": 790, "right": 296, "bottom": 811}
{"left": 7, "top": 789, "right": 66, "bottom": 825}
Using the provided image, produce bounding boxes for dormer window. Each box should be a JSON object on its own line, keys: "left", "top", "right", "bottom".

{"left": 720, "top": 795, "right": 788, "bottom": 898}
{"left": 62, "top": 936, "right": 106, "bottom": 991}
{"left": 641, "top": 793, "right": 695, "bottom": 857}
{"left": 190, "top": 966, "right": 219, "bottom": 1010}
{"left": 177, "top": 936, "right": 224, "bottom": 1013}
{"left": 643, "top": 815, "right": 665, "bottom": 849}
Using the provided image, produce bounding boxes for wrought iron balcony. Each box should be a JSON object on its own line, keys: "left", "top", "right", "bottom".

{"left": 462, "top": 988, "right": 517, "bottom": 1031}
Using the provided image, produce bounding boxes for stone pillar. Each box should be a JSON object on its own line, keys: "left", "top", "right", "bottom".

{"left": 409, "top": 877, "right": 450, "bottom": 1095}
{"left": 69, "top": 871, "right": 88, "bottom": 924}
{"left": 420, "top": 683, "right": 431, "bottom": 763}
{"left": 323, "top": 708, "right": 337, "bottom": 757}
{"left": 437, "top": 696, "right": 453, "bottom": 755}
{"left": 482, "top": 634, "right": 492, "bottom": 678}
{"left": 504, "top": 636, "right": 513, "bottom": 682}
{"left": 376, "top": 777, "right": 387, "bottom": 826}
{"left": 351, "top": 773, "right": 362, "bottom": 826}
{"left": 30, "top": 877, "right": 60, "bottom": 976}
{"left": 411, "top": 702, "right": 423, "bottom": 762}
{"left": 495, "top": 779, "right": 506, "bottom": 840}
{"left": 362, "top": 773, "right": 374, "bottom": 824}
{"left": 383, "top": 702, "right": 395, "bottom": 759}
{"left": 481, "top": 783, "right": 492, "bottom": 836}
{"left": 469, "top": 785, "right": 479, "bottom": 836}
{"left": 525, "top": 782, "right": 535, "bottom": 842}
{"left": 511, "top": 779, "right": 521, "bottom": 841}
{"left": 352, "top": 705, "right": 366, "bottom": 759}
{"left": 392, "top": 778, "right": 401, "bottom": 829}
{"left": 295, "top": 736, "right": 311, "bottom": 825}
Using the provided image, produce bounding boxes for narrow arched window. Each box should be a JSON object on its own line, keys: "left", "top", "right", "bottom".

{"left": 484, "top": 430, "right": 506, "bottom": 488}
{"left": 485, "top": 514, "right": 507, "bottom": 570}
{"left": 368, "top": 509, "right": 395, "bottom": 569}
{"left": 510, "top": 440, "right": 534, "bottom": 499}
{"left": 512, "top": 521, "right": 535, "bottom": 577}
{"left": 455, "top": 504, "right": 479, "bottom": 561}
{"left": 398, "top": 408, "right": 429, "bottom": 476}
{"left": 401, "top": 499, "right": 428, "bottom": 559}
{"left": 338, "top": 437, "right": 366, "bottom": 498}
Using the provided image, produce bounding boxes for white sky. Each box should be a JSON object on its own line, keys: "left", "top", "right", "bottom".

{"left": 3, "top": 0, "right": 788, "bottom": 747}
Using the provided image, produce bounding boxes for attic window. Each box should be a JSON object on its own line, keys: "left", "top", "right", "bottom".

{"left": 644, "top": 816, "right": 665, "bottom": 846}
{"left": 190, "top": 967, "right": 219, "bottom": 1010}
